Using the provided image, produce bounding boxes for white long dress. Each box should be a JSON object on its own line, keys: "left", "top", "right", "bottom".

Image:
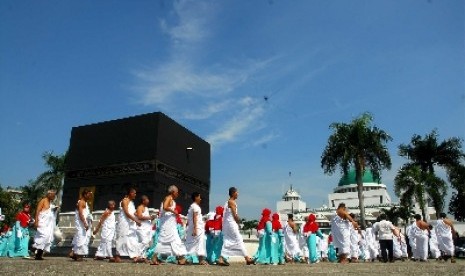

{"left": 185, "top": 202, "right": 206, "bottom": 257}
{"left": 115, "top": 200, "right": 140, "bottom": 258}
{"left": 72, "top": 201, "right": 92, "bottom": 255}
{"left": 95, "top": 210, "right": 115, "bottom": 258}
{"left": 220, "top": 201, "right": 248, "bottom": 258}
{"left": 155, "top": 200, "right": 187, "bottom": 257}
{"left": 435, "top": 219, "right": 454, "bottom": 256}
{"left": 331, "top": 214, "right": 351, "bottom": 255}
{"left": 137, "top": 206, "right": 152, "bottom": 257}
{"left": 32, "top": 206, "right": 55, "bottom": 252}
{"left": 283, "top": 222, "right": 302, "bottom": 259}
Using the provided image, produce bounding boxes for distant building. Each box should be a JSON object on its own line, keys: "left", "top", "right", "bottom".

{"left": 62, "top": 112, "right": 211, "bottom": 213}
{"left": 276, "top": 169, "right": 436, "bottom": 232}
{"left": 6, "top": 188, "right": 23, "bottom": 203}
{"left": 276, "top": 185, "right": 306, "bottom": 214}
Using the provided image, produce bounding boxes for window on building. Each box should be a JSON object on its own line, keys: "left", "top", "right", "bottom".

{"left": 380, "top": 196, "right": 383, "bottom": 204}
{"left": 331, "top": 200, "right": 335, "bottom": 208}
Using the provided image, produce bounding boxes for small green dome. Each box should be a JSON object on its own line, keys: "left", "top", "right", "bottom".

{"left": 338, "top": 170, "right": 380, "bottom": 186}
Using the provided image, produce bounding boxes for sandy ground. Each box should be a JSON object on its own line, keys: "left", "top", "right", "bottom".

{"left": 0, "top": 257, "right": 464, "bottom": 276}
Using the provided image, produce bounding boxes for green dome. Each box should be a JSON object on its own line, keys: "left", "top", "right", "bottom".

{"left": 338, "top": 170, "right": 380, "bottom": 186}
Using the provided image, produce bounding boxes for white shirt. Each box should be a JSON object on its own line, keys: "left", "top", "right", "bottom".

{"left": 373, "top": 220, "right": 395, "bottom": 240}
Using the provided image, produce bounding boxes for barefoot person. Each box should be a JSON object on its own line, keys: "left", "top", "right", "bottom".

{"left": 93, "top": 201, "right": 116, "bottom": 260}
{"left": 217, "top": 187, "right": 254, "bottom": 266}
{"left": 113, "top": 187, "right": 142, "bottom": 263}
{"left": 283, "top": 214, "right": 302, "bottom": 263}
{"left": 151, "top": 185, "right": 187, "bottom": 265}
{"left": 136, "top": 195, "right": 155, "bottom": 259}
{"left": 435, "top": 213, "right": 457, "bottom": 263}
{"left": 71, "top": 189, "right": 93, "bottom": 261}
{"left": 185, "top": 192, "right": 207, "bottom": 265}
{"left": 32, "top": 190, "right": 57, "bottom": 260}
{"left": 330, "top": 203, "right": 357, "bottom": 264}
{"left": 412, "top": 214, "right": 429, "bottom": 262}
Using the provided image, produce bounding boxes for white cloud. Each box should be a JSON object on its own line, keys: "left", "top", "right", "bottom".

{"left": 131, "top": 0, "right": 278, "bottom": 150}
{"left": 206, "top": 97, "right": 266, "bottom": 148}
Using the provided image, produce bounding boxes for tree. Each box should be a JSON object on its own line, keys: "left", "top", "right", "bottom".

{"left": 321, "top": 112, "right": 392, "bottom": 228}
{"left": 36, "top": 151, "right": 67, "bottom": 195}
{"left": 0, "top": 185, "right": 21, "bottom": 226}
{"left": 448, "top": 164, "right": 465, "bottom": 221}
{"left": 398, "top": 130, "right": 464, "bottom": 217}
{"left": 394, "top": 164, "right": 447, "bottom": 221}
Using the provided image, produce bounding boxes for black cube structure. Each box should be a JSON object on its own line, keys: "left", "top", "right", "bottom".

{"left": 62, "top": 112, "right": 210, "bottom": 213}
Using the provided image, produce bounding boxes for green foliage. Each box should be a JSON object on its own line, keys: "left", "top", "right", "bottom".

{"left": 448, "top": 164, "right": 465, "bottom": 221}
{"left": 398, "top": 130, "right": 464, "bottom": 218}
{"left": 36, "top": 151, "right": 67, "bottom": 194}
{"left": 0, "top": 185, "right": 21, "bottom": 227}
{"left": 321, "top": 112, "right": 392, "bottom": 228}
{"left": 241, "top": 219, "right": 258, "bottom": 231}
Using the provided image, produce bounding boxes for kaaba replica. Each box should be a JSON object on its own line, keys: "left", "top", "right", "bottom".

{"left": 61, "top": 112, "right": 210, "bottom": 213}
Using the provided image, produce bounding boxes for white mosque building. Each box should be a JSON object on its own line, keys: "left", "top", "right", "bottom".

{"left": 276, "top": 170, "right": 436, "bottom": 231}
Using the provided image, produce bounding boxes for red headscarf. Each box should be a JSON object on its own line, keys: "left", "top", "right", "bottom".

{"left": 257, "top": 208, "right": 272, "bottom": 230}
{"left": 303, "top": 214, "right": 319, "bottom": 233}
{"left": 175, "top": 205, "right": 183, "bottom": 225}
{"left": 272, "top": 213, "right": 282, "bottom": 232}
{"left": 212, "top": 206, "right": 224, "bottom": 231}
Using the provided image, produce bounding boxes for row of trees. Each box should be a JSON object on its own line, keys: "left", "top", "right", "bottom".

{"left": 321, "top": 112, "right": 465, "bottom": 228}
{"left": 0, "top": 151, "right": 67, "bottom": 225}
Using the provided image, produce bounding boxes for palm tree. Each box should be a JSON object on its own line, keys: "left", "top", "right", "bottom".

{"left": 398, "top": 130, "right": 463, "bottom": 217}
{"left": 36, "top": 151, "right": 67, "bottom": 195}
{"left": 321, "top": 112, "right": 392, "bottom": 228}
{"left": 448, "top": 164, "right": 465, "bottom": 221}
{"left": 394, "top": 165, "right": 428, "bottom": 220}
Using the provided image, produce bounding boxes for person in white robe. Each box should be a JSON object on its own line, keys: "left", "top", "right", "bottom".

{"left": 217, "top": 187, "right": 254, "bottom": 266}
{"left": 412, "top": 214, "right": 429, "bottom": 262}
{"left": 93, "top": 201, "right": 116, "bottom": 260}
{"left": 136, "top": 195, "right": 155, "bottom": 259}
{"left": 349, "top": 213, "right": 360, "bottom": 262}
{"left": 435, "top": 213, "right": 457, "bottom": 263}
{"left": 330, "top": 203, "right": 357, "bottom": 264}
{"left": 151, "top": 185, "right": 187, "bottom": 265}
{"left": 319, "top": 233, "right": 329, "bottom": 261}
{"left": 185, "top": 192, "right": 207, "bottom": 265}
{"left": 71, "top": 189, "right": 93, "bottom": 261}
{"left": 113, "top": 188, "right": 142, "bottom": 263}
{"left": 406, "top": 219, "right": 416, "bottom": 259}
{"left": 364, "top": 223, "right": 378, "bottom": 261}
{"left": 299, "top": 217, "right": 309, "bottom": 263}
{"left": 283, "top": 214, "right": 302, "bottom": 262}
{"left": 32, "top": 190, "right": 57, "bottom": 260}
{"left": 428, "top": 225, "right": 441, "bottom": 260}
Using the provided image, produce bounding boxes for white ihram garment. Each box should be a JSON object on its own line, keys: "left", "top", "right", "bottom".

{"left": 115, "top": 200, "right": 140, "bottom": 258}
{"left": 365, "top": 227, "right": 379, "bottom": 260}
{"left": 412, "top": 224, "right": 428, "bottom": 261}
{"left": 72, "top": 201, "right": 92, "bottom": 255}
{"left": 185, "top": 203, "right": 206, "bottom": 257}
{"left": 435, "top": 220, "right": 454, "bottom": 256}
{"left": 349, "top": 224, "right": 359, "bottom": 258}
{"left": 283, "top": 222, "right": 302, "bottom": 258}
{"left": 429, "top": 229, "right": 441, "bottom": 259}
{"left": 137, "top": 207, "right": 152, "bottom": 257}
{"left": 95, "top": 210, "right": 115, "bottom": 258}
{"left": 33, "top": 207, "right": 55, "bottom": 252}
{"left": 155, "top": 201, "right": 187, "bottom": 257}
{"left": 331, "top": 214, "right": 351, "bottom": 255}
{"left": 220, "top": 201, "right": 248, "bottom": 258}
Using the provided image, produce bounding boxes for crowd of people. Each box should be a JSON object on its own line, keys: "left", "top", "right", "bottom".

{"left": 0, "top": 186, "right": 459, "bottom": 266}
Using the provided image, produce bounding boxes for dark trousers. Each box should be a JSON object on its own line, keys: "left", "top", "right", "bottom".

{"left": 379, "top": 239, "right": 394, "bottom": 262}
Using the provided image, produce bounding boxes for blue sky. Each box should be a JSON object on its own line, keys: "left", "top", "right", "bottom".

{"left": 1, "top": 0, "right": 464, "bottom": 218}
